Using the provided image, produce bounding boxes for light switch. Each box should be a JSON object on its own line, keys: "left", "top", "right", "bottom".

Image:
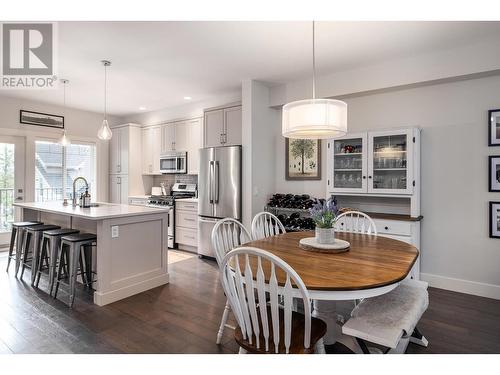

{"left": 111, "top": 225, "right": 119, "bottom": 238}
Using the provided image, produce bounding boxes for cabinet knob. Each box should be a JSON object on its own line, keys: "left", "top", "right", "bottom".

{"left": 368, "top": 176, "right": 372, "bottom": 179}
{"left": 384, "top": 226, "right": 389, "bottom": 230}
{"left": 362, "top": 176, "right": 366, "bottom": 179}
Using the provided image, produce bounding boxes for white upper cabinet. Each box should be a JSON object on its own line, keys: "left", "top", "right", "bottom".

{"left": 161, "top": 123, "right": 176, "bottom": 153}
{"left": 142, "top": 126, "right": 161, "bottom": 175}
{"left": 143, "top": 118, "right": 202, "bottom": 175}
{"left": 223, "top": 106, "right": 242, "bottom": 146}
{"left": 327, "top": 128, "right": 419, "bottom": 196}
{"left": 203, "top": 105, "right": 242, "bottom": 148}
{"left": 204, "top": 109, "right": 224, "bottom": 148}
{"left": 367, "top": 128, "right": 414, "bottom": 195}
{"left": 109, "top": 126, "right": 129, "bottom": 175}
{"left": 329, "top": 132, "right": 368, "bottom": 193}
{"left": 141, "top": 127, "right": 153, "bottom": 174}
{"left": 186, "top": 118, "right": 202, "bottom": 175}
{"left": 174, "top": 121, "right": 189, "bottom": 152}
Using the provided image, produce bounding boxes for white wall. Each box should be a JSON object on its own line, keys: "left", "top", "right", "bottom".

{"left": 123, "top": 91, "right": 241, "bottom": 125}
{"left": 269, "top": 75, "right": 500, "bottom": 298}
{"left": 0, "top": 94, "right": 123, "bottom": 202}
{"left": 241, "top": 80, "right": 279, "bottom": 228}
{"left": 269, "top": 35, "right": 500, "bottom": 107}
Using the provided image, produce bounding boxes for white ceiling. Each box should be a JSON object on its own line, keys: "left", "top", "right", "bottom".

{"left": 3, "top": 21, "right": 500, "bottom": 116}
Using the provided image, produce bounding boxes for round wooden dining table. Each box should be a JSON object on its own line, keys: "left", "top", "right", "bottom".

{"left": 242, "top": 230, "right": 419, "bottom": 346}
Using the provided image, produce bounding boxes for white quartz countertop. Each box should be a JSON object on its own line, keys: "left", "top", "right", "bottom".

{"left": 14, "top": 201, "right": 170, "bottom": 220}
{"left": 175, "top": 198, "right": 198, "bottom": 202}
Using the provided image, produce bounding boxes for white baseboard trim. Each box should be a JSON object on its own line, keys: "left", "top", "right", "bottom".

{"left": 93, "top": 273, "right": 169, "bottom": 306}
{"left": 420, "top": 273, "right": 500, "bottom": 300}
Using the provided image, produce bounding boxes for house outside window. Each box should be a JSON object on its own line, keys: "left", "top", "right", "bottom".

{"left": 35, "top": 140, "right": 96, "bottom": 202}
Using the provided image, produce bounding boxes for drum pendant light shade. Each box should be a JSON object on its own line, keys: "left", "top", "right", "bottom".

{"left": 282, "top": 21, "right": 348, "bottom": 139}
{"left": 282, "top": 98, "right": 347, "bottom": 139}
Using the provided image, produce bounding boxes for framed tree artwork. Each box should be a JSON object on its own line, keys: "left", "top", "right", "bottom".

{"left": 285, "top": 138, "right": 321, "bottom": 180}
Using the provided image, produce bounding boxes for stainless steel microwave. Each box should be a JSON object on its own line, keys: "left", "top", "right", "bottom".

{"left": 160, "top": 151, "right": 187, "bottom": 174}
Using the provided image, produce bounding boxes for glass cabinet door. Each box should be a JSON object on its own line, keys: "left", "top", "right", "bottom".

{"left": 368, "top": 130, "right": 413, "bottom": 194}
{"left": 331, "top": 134, "right": 367, "bottom": 192}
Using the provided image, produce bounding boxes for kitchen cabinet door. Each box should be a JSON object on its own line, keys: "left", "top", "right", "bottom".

{"left": 109, "top": 130, "right": 120, "bottom": 174}
{"left": 109, "top": 175, "right": 128, "bottom": 204}
{"left": 329, "top": 132, "right": 368, "bottom": 193}
{"left": 109, "top": 127, "right": 129, "bottom": 174}
{"left": 223, "top": 106, "right": 242, "bottom": 146}
{"left": 174, "top": 121, "right": 189, "bottom": 151}
{"left": 187, "top": 118, "right": 202, "bottom": 174}
{"left": 141, "top": 127, "right": 154, "bottom": 174}
{"left": 152, "top": 126, "right": 162, "bottom": 174}
{"left": 367, "top": 129, "right": 414, "bottom": 195}
{"left": 161, "top": 124, "right": 176, "bottom": 152}
{"left": 204, "top": 109, "right": 224, "bottom": 148}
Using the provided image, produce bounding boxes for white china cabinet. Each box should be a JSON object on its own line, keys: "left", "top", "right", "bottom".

{"left": 328, "top": 128, "right": 418, "bottom": 196}
{"left": 327, "top": 127, "right": 422, "bottom": 279}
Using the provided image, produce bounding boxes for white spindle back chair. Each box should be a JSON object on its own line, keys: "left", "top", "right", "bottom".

{"left": 211, "top": 218, "right": 251, "bottom": 265}
{"left": 221, "top": 247, "right": 324, "bottom": 354}
{"left": 335, "top": 211, "right": 377, "bottom": 235}
{"left": 211, "top": 218, "right": 251, "bottom": 344}
{"left": 251, "top": 212, "right": 286, "bottom": 240}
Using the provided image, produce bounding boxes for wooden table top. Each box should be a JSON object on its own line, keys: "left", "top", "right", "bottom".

{"left": 241, "top": 231, "right": 418, "bottom": 291}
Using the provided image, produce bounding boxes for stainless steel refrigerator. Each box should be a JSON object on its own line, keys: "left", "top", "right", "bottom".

{"left": 198, "top": 145, "right": 242, "bottom": 258}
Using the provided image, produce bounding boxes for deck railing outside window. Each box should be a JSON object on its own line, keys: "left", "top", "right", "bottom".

{"left": 0, "top": 187, "right": 14, "bottom": 232}
{"left": 35, "top": 187, "right": 65, "bottom": 202}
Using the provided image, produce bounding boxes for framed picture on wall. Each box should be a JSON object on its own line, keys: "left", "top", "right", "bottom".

{"left": 489, "top": 156, "right": 500, "bottom": 192}
{"left": 20, "top": 110, "right": 64, "bottom": 129}
{"left": 488, "top": 109, "right": 500, "bottom": 146}
{"left": 489, "top": 201, "right": 500, "bottom": 238}
{"left": 285, "top": 138, "right": 321, "bottom": 180}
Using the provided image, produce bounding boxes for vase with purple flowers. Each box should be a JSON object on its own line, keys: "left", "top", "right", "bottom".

{"left": 309, "top": 196, "right": 338, "bottom": 244}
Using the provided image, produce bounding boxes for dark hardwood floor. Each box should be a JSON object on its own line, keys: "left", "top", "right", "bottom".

{"left": 0, "top": 251, "right": 499, "bottom": 354}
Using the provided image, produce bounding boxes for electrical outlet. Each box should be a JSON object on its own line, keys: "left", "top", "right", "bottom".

{"left": 111, "top": 225, "right": 119, "bottom": 238}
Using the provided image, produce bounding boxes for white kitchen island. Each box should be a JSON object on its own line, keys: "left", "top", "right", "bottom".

{"left": 14, "top": 201, "right": 170, "bottom": 306}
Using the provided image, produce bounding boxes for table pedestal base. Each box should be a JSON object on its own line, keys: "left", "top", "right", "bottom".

{"left": 313, "top": 300, "right": 363, "bottom": 353}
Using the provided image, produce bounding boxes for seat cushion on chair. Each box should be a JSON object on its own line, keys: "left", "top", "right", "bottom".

{"left": 342, "top": 279, "right": 429, "bottom": 349}
{"left": 235, "top": 306, "right": 327, "bottom": 354}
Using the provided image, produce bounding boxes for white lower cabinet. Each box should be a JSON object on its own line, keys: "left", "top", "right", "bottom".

{"left": 109, "top": 175, "right": 129, "bottom": 204}
{"left": 372, "top": 218, "right": 421, "bottom": 280}
{"left": 175, "top": 200, "right": 198, "bottom": 252}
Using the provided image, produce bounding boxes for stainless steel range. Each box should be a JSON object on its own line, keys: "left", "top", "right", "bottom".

{"left": 147, "top": 183, "right": 197, "bottom": 248}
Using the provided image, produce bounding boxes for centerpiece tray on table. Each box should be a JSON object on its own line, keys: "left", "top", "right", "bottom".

{"left": 298, "top": 237, "right": 350, "bottom": 253}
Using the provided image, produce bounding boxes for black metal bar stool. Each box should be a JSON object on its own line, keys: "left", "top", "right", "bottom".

{"left": 54, "top": 233, "right": 97, "bottom": 308}
{"left": 34, "top": 228, "right": 80, "bottom": 295}
{"left": 19, "top": 224, "right": 61, "bottom": 284}
{"left": 7, "top": 221, "right": 42, "bottom": 274}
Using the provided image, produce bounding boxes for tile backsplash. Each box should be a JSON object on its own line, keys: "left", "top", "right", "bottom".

{"left": 153, "top": 174, "right": 198, "bottom": 194}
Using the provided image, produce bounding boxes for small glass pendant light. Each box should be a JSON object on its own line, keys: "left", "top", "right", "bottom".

{"left": 97, "top": 60, "right": 113, "bottom": 140}
{"left": 59, "top": 79, "right": 71, "bottom": 146}
{"left": 282, "top": 21, "right": 347, "bottom": 139}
